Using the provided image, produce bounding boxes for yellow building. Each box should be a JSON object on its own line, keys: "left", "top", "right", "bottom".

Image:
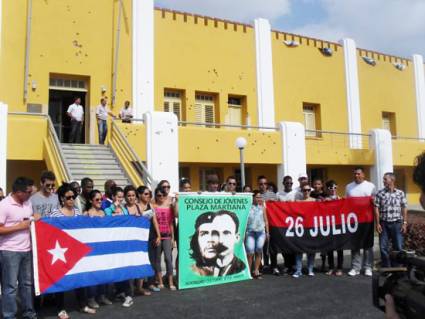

{"left": 1, "top": 1, "right": 424, "bottom": 204}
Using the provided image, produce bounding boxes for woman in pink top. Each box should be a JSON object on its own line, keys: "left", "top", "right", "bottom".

{"left": 152, "top": 187, "right": 176, "bottom": 290}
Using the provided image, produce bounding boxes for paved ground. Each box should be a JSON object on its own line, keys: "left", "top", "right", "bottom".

{"left": 37, "top": 272, "right": 383, "bottom": 319}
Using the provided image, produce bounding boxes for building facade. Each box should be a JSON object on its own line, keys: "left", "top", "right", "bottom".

{"left": 1, "top": 0, "right": 424, "bottom": 202}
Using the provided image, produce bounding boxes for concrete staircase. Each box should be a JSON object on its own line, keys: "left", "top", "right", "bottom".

{"left": 61, "top": 144, "right": 130, "bottom": 188}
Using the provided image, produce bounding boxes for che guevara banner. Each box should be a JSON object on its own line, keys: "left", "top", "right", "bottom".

{"left": 31, "top": 216, "right": 154, "bottom": 295}
{"left": 266, "top": 197, "right": 374, "bottom": 254}
{"left": 178, "top": 193, "right": 252, "bottom": 289}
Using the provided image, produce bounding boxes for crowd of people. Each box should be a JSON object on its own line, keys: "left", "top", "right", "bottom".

{"left": 0, "top": 165, "right": 410, "bottom": 319}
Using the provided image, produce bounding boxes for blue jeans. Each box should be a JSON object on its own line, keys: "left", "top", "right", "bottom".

{"left": 295, "top": 253, "right": 316, "bottom": 273}
{"left": 379, "top": 220, "right": 404, "bottom": 267}
{"left": 245, "top": 231, "right": 266, "bottom": 254}
{"left": 98, "top": 119, "right": 107, "bottom": 144}
{"left": 1, "top": 250, "right": 36, "bottom": 319}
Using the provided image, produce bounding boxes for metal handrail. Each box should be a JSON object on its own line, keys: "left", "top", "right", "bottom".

{"left": 8, "top": 112, "right": 72, "bottom": 181}
{"left": 305, "top": 129, "right": 371, "bottom": 137}
{"left": 111, "top": 120, "right": 154, "bottom": 186}
{"left": 46, "top": 117, "right": 72, "bottom": 181}
{"left": 177, "top": 120, "right": 278, "bottom": 130}
{"left": 392, "top": 136, "right": 425, "bottom": 141}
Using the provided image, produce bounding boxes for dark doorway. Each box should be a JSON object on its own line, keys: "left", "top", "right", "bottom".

{"left": 49, "top": 90, "right": 86, "bottom": 143}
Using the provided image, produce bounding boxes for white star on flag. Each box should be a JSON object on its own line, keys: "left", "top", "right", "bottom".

{"left": 48, "top": 240, "right": 68, "bottom": 265}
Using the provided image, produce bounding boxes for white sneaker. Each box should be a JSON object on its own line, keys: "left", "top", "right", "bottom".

{"left": 87, "top": 298, "right": 100, "bottom": 309}
{"left": 348, "top": 269, "right": 360, "bottom": 277}
{"left": 308, "top": 270, "right": 315, "bottom": 277}
{"left": 364, "top": 269, "right": 373, "bottom": 277}
{"left": 122, "top": 296, "right": 134, "bottom": 308}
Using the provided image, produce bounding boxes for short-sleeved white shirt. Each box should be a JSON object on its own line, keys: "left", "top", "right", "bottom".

{"left": 67, "top": 103, "right": 84, "bottom": 122}
{"left": 96, "top": 104, "right": 109, "bottom": 121}
{"left": 345, "top": 180, "right": 376, "bottom": 197}
{"left": 277, "top": 190, "right": 297, "bottom": 202}
{"left": 120, "top": 107, "right": 133, "bottom": 120}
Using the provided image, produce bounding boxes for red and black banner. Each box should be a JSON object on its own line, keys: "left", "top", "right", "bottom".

{"left": 266, "top": 197, "right": 374, "bottom": 254}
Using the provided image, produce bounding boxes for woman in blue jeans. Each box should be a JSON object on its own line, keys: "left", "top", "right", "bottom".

{"left": 293, "top": 185, "right": 317, "bottom": 278}
{"left": 245, "top": 190, "right": 269, "bottom": 279}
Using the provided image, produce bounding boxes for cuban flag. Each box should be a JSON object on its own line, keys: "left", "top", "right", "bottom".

{"left": 31, "top": 216, "right": 154, "bottom": 295}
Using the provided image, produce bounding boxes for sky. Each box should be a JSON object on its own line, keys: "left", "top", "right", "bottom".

{"left": 155, "top": 0, "right": 425, "bottom": 58}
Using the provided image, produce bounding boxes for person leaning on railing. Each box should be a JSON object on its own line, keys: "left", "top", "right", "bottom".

{"left": 119, "top": 100, "right": 133, "bottom": 123}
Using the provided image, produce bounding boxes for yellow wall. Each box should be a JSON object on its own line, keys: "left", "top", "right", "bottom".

{"left": 6, "top": 160, "right": 47, "bottom": 193}
{"left": 0, "top": 0, "right": 132, "bottom": 113}
{"left": 272, "top": 34, "right": 348, "bottom": 131}
{"left": 7, "top": 114, "right": 47, "bottom": 160}
{"left": 154, "top": 9, "right": 257, "bottom": 124}
{"left": 357, "top": 52, "right": 416, "bottom": 136}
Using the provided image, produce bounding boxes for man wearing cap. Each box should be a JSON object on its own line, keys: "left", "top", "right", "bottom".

{"left": 294, "top": 174, "right": 309, "bottom": 200}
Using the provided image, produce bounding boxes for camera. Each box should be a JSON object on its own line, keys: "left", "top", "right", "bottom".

{"left": 372, "top": 250, "right": 425, "bottom": 319}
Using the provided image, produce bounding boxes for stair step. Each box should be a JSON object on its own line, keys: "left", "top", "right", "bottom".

{"left": 90, "top": 179, "right": 130, "bottom": 188}
{"left": 66, "top": 159, "right": 118, "bottom": 164}
{"left": 73, "top": 174, "right": 128, "bottom": 180}
{"left": 70, "top": 169, "right": 124, "bottom": 175}
{"left": 63, "top": 149, "right": 113, "bottom": 155}
{"left": 64, "top": 154, "right": 116, "bottom": 160}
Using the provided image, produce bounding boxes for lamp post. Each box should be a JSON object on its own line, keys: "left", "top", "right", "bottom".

{"left": 235, "top": 137, "right": 247, "bottom": 189}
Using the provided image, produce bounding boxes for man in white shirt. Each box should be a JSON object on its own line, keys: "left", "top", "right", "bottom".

{"left": 345, "top": 167, "right": 376, "bottom": 277}
{"left": 277, "top": 175, "right": 297, "bottom": 202}
{"left": 119, "top": 100, "right": 133, "bottom": 123}
{"left": 67, "top": 97, "right": 84, "bottom": 143}
{"left": 95, "top": 98, "right": 115, "bottom": 144}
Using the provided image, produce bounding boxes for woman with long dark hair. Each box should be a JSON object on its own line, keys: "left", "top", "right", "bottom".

{"left": 49, "top": 184, "right": 95, "bottom": 317}
{"left": 152, "top": 187, "right": 176, "bottom": 290}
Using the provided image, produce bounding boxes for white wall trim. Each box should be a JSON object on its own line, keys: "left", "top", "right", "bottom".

{"left": 143, "top": 112, "right": 179, "bottom": 194}
{"left": 0, "top": 102, "right": 8, "bottom": 191}
{"left": 254, "top": 18, "right": 275, "bottom": 129}
{"left": 277, "top": 121, "right": 306, "bottom": 191}
{"left": 132, "top": 0, "right": 154, "bottom": 119}
{"left": 369, "top": 129, "right": 393, "bottom": 190}
{"left": 413, "top": 54, "right": 425, "bottom": 140}
{"left": 340, "top": 38, "right": 362, "bottom": 149}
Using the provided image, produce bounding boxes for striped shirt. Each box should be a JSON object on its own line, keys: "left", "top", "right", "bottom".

{"left": 49, "top": 207, "right": 82, "bottom": 218}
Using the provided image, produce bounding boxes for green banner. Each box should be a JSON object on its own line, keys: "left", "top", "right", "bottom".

{"left": 178, "top": 193, "right": 252, "bottom": 289}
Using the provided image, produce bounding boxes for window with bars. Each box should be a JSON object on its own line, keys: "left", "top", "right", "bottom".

{"left": 164, "top": 90, "right": 183, "bottom": 120}
{"left": 303, "top": 103, "right": 321, "bottom": 137}
{"left": 49, "top": 77, "right": 86, "bottom": 91}
{"left": 382, "top": 112, "right": 396, "bottom": 136}
{"left": 195, "top": 93, "right": 216, "bottom": 127}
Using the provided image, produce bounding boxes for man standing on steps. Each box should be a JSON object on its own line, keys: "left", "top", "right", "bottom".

{"left": 95, "top": 98, "right": 116, "bottom": 145}
{"left": 345, "top": 167, "right": 376, "bottom": 277}
{"left": 67, "top": 97, "right": 84, "bottom": 143}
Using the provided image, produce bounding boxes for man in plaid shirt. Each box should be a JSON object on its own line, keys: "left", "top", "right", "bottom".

{"left": 374, "top": 172, "right": 408, "bottom": 267}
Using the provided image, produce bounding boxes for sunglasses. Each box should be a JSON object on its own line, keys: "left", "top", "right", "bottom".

{"left": 65, "top": 195, "right": 77, "bottom": 200}
{"left": 142, "top": 192, "right": 151, "bottom": 196}
{"left": 284, "top": 182, "right": 293, "bottom": 185}
{"left": 227, "top": 182, "right": 236, "bottom": 185}
{"left": 93, "top": 197, "right": 102, "bottom": 202}
{"left": 302, "top": 189, "right": 311, "bottom": 192}
{"left": 162, "top": 185, "right": 170, "bottom": 189}
{"left": 259, "top": 182, "right": 267, "bottom": 186}
{"left": 45, "top": 183, "right": 55, "bottom": 188}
